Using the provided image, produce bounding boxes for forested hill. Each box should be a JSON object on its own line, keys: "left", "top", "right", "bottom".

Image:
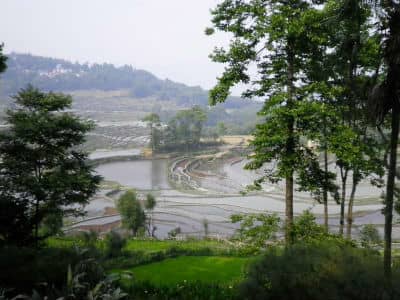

{"left": 0, "top": 53, "right": 251, "bottom": 109}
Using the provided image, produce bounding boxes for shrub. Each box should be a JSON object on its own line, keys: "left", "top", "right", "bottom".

{"left": 79, "top": 230, "right": 102, "bottom": 258}
{"left": 289, "top": 211, "right": 352, "bottom": 246}
{"left": 124, "top": 281, "right": 237, "bottom": 300}
{"left": 360, "top": 224, "right": 381, "bottom": 248}
{"left": 168, "top": 227, "right": 181, "bottom": 238}
{"left": 0, "top": 245, "right": 127, "bottom": 299}
{"left": 239, "top": 241, "right": 400, "bottom": 300}
{"left": 117, "top": 190, "right": 146, "bottom": 236}
{"left": 104, "top": 231, "right": 127, "bottom": 258}
{"left": 289, "top": 210, "right": 327, "bottom": 242}
{"left": 0, "top": 246, "right": 81, "bottom": 294}
{"left": 231, "top": 213, "right": 280, "bottom": 253}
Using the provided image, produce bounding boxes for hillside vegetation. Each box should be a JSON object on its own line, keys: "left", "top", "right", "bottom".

{"left": 0, "top": 53, "right": 256, "bottom": 110}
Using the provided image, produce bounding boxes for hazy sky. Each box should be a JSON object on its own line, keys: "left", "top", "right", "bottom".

{"left": 0, "top": 0, "right": 232, "bottom": 91}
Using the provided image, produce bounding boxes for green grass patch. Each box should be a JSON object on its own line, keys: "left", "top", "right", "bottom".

{"left": 46, "top": 237, "right": 235, "bottom": 254}
{"left": 114, "top": 256, "right": 250, "bottom": 286}
{"left": 124, "top": 239, "right": 232, "bottom": 254}
{"left": 45, "top": 236, "right": 84, "bottom": 248}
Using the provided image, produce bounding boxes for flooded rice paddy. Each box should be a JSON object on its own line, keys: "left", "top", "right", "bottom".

{"left": 72, "top": 152, "right": 399, "bottom": 239}
{"left": 95, "top": 159, "right": 170, "bottom": 190}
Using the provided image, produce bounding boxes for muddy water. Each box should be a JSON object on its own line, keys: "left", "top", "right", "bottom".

{"left": 95, "top": 159, "right": 170, "bottom": 190}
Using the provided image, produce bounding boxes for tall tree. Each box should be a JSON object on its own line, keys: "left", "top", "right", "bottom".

{"left": 0, "top": 86, "right": 101, "bottom": 246}
{"left": 326, "top": 0, "right": 383, "bottom": 236}
{"left": 143, "top": 113, "right": 161, "bottom": 153}
{"left": 299, "top": 0, "right": 384, "bottom": 236}
{"left": 368, "top": 0, "right": 400, "bottom": 283}
{"left": 144, "top": 193, "right": 157, "bottom": 237}
{"left": 295, "top": 100, "right": 341, "bottom": 230}
{"left": 207, "top": 0, "right": 327, "bottom": 242}
{"left": 164, "top": 106, "right": 206, "bottom": 152}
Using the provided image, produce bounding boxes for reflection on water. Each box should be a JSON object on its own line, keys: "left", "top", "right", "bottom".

{"left": 95, "top": 159, "right": 170, "bottom": 190}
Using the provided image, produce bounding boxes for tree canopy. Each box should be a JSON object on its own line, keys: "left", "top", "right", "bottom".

{"left": 117, "top": 190, "right": 146, "bottom": 236}
{"left": 207, "top": 0, "right": 332, "bottom": 242}
{"left": 0, "top": 86, "right": 101, "bottom": 246}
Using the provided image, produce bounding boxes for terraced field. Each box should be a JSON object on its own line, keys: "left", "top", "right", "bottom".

{"left": 65, "top": 148, "right": 400, "bottom": 240}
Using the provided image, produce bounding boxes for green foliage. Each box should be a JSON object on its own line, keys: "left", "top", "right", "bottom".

{"left": 0, "top": 246, "right": 128, "bottom": 300}
{"left": 117, "top": 190, "right": 146, "bottom": 236}
{"left": 0, "top": 43, "right": 6, "bottom": 74}
{"left": 312, "top": 0, "right": 386, "bottom": 237}
{"left": 40, "top": 210, "right": 64, "bottom": 237}
{"left": 143, "top": 114, "right": 161, "bottom": 152}
{"left": 104, "top": 231, "right": 127, "bottom": 259}
{"left": 207, "top": 0, "right": 336, "bottom": 242}
{"left": 360, "top": 224, "right": 381, "bottom": 248}
{"left": 125, "top": 281, "right": 236, "bottom": 300}
{"left": 0, "top": 246, "right": 85, "bottom": 294}
{"left": 290, "top": 211, "right": 330, "bottom": 243}
{"left": 289, "top": 211, "right": 351, "bottom": 246}
{"left": 144, "top": 194, "right": 156, "bottom": 211}
{"left": 123, "top": 239, "right": 235, "bottom": 255}
{"left": 231, "top": 213, "right": 280, "bottom": 252}
{"left": 81, "top": 230, "right": 99, "bottom": 247}
{"left": 144, "top": 194, "right": 157, "bottom": 237}
{"left": 230, "top": 210, "right": 349, "bottom": 252}
{"left": 239, "top": 242, "right": 400, "bottom": 300}
{"left": 217, "top": 122, "right": 227, "bottom": 136}
{"left": 167, "top": 227, "right": 181, "bottom": 239}
{"left": 161, "top": 106, "right": 207, "bottom": 152}
{"left": 143, "top": 113, "right": 161, "bottom": 125}
{"left": 202, "top": 219, "right": 209, "bottom": 237}
{"left": 0, "top": 86, "right": 101, "bottom": 246}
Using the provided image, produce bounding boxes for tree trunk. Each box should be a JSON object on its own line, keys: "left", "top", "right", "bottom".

{"left": 284, "top": 109, "right": 295, "bottom": 244}
{"left": 35, "top": 198, "right": 40, "bottom": 248}
{"left": 285, "top": 173, "right": 294, "bottom": 243}
{"left": 150, "top": 124, "right": 154, "bottom": 153}
{"left": 323, "top": 148, "right": 329, "bottom": 229}
{"left": 383, "top": 4, "right": 400, "bottom": 285}
{"left": 284, "top": 47, "right": 295, "bottom": 244}
{"left": 146, "top": 217, "right": 151, "bottom": 236}
{"left": 151, "top": 211, "right": 155, "bottom": 237}
{"left": 383, "top": 105, "right": 399, "bottom": 282}
{"left": 339, "top": 168, "right": 348, "bottom": 235}
{"left": 346, "top": 172, "right": 358, "bottom": 239}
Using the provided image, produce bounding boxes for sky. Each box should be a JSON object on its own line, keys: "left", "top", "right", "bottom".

{"left": 0, "top": 0, "right": 233, "bottom": 91}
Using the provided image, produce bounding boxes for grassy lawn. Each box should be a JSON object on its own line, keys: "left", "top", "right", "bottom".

{"left": 114, "top": 256, "right": 251, "bottom": 286}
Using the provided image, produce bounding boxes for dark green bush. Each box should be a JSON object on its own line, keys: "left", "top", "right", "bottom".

{"left": 104, "top": 231, "right": 127, "bottom": 258}
{"left": 360, "top": 224, "right": 381, "bottom": 248}
{"left": 239, "top": 241, "right": 400, "bottom": 300}
{"left": 124, "top": 281, "right": 237, "bottom": 300}
{"left": 0, "top": 246, "right": 81, "bottom": 293}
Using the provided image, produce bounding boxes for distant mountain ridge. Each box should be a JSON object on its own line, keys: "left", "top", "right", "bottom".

{"left": 0, "top": 53, "right": 254, "bottom": 109}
